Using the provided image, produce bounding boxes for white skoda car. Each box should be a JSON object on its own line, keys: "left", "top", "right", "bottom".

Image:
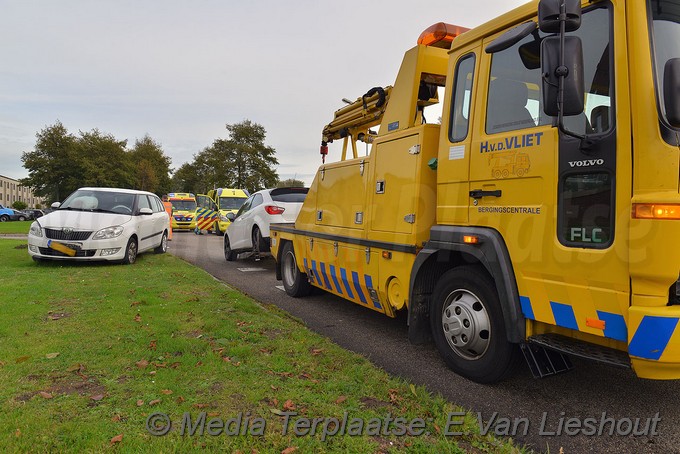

{"left": 27, "top": 187, "right": 170, "bottom": 264}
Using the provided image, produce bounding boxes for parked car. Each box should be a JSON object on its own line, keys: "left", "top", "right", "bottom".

{"left": 0, "top": 204, "right": 29, "bottom": 222}
{"left": 223, "top": 187, "right": 308, "bottom": 261}
{"left": 24, "top": 209, "right": 45, "bottom": 220}
{"left": 27, "top": 187, "right": 170, "bottom": 264}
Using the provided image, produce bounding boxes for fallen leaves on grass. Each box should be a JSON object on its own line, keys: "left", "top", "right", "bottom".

{"left": 110, "top": 434, "right": 123, "bottom": 445}
{"left": 161, "top": 389, "right": 173, "bottom": 395}
{"left": 134, "top": 314, "right": 141, "bottom": 323}
{"left": 15, "top": 356, "right": 31, "bottom": 364}
{"left": 136, "top": 400, "right": 144, "bottom": 407}
{"left": 149, "top": 340, "right": 157, "bottom": 350}
{"left": 281, "top": 447, "right": 298, "bottom": 454}
{"left": 45, "top": 352, "right": 60, "bottom": 359}
{"left": 39, "top": 391, "right": 53, "bottom": 399}
{"left": 335, "top": 396, "right": 347, "bottom": 404}
{"left": 136, "top": 359, "right": 149, "bottom": 369}
{"left": 90, "top": 394, "right": 105, "bottom": 401}
{"left": 283, "top": 400, "right": 296, "bottom": 411}
{"left": 149, "top": 399, "right": 161, "bottom": 406}
{"left": 310, "top": 348, "right": 324, "bottom": 356}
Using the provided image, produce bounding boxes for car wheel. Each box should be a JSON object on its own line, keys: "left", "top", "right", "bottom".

{"left": 429, "top": 266, "right": 520, "bottom": 384}
{"left": 0, "top": 215, "right": 8, "bottom": 222}
{"left": 18, "top": 216, "right": 26, "bottom": 221}
{"left": 224, "top": 234, "right": 236, "bottom": 261}
{"left": 122, "top": 237, "right": 138, "bottom": 265}
{"left": 154, "top": 231, "right": 168, "bottom": 254}
{"left": 252, "top": 226, "right": 269, "bottom": 254}
{"left": 281, "top": 242, "right": 311, "bottom": 297}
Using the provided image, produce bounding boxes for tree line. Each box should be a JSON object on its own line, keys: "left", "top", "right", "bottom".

{"left": 21, "top": 119, "right": 284, "bottom": 204}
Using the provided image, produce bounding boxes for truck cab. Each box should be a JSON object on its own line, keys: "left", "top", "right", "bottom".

{"left": 197, "top": 188, "right": 249, "bottom": 234}
{"left": 167, "top": 192, "right": 197, "bottom": 231}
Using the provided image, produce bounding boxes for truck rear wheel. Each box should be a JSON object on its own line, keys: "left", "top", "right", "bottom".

{"left": 281, "top": 242, "right": 311, "bottom": 297}
{"left": 430, "top": 266, "right": 519, "bottom": 383}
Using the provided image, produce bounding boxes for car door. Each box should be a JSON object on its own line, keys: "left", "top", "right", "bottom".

{"left": 135, "top": 195, "right": 156, "bottom": 251}
{"left": 229, "top": 195, "right": 253, "bottom": 249}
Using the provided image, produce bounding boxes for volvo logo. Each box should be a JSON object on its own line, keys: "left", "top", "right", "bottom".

{"left": 568, "top": 159, "right": 604, "bottom": 168}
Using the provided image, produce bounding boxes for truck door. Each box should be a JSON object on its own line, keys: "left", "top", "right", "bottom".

{"left": 470, "top": 4, "right": 630, "bottom": 344}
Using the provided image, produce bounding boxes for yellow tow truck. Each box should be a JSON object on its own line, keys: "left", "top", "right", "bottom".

{"left": 270, "top": 0, "right": 680, "bottom": 383}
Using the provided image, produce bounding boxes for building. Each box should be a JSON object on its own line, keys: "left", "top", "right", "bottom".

{"left": 0, "top": 174, "right": 46, "bottom": 208}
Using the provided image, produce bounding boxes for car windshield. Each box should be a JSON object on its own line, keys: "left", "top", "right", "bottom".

{"left": 60, "top": 190, "right": 135, "bottom": 214}
{"left": 649, "top": 0, "right": 680, "bottom": 124}
{"left": 170, "top": 200, "right": 197, "bottom": 211}
{"left": 219, "top": 196, "right": 246, "bottom": 210}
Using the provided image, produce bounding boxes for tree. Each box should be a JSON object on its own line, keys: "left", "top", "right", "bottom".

{"left": 12, "top": 201, "right": 27, "bottom": 210}
{"left": 130, "top": 135, "right": 172, "bottom": 195}
{"left": 223, "top": 120, "right": 279, "bottom": 193}
{"left": 173, "top": 120, "right": 280, "bottom": 194}
{"left": 76, "top": 129, "right": 133, "bottom": 188}
{"left": 21, "top": 121, "right": 81, "bottom": 203}
{"left": 277, "top": 178, "right": 305, "bottom": 188}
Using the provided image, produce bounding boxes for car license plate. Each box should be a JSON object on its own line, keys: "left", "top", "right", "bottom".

{"left": 47, "top": 240, "right": 77, "bottom": 257}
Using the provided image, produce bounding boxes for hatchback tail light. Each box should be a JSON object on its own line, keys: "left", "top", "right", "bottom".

{"left": 265, "top": 205, "right": 285, "bottom": 215}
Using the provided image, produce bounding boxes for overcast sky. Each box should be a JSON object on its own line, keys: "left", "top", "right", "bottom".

{"left": 0, "top": 0, "right": 526, "bottom": 186}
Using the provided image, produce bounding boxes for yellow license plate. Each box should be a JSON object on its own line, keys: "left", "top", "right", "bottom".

{"left": 47, "top": 240, "right": 77, "bottom": 257}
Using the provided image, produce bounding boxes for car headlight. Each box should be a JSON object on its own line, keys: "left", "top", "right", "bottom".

{"left": 93, "top": 226, "right": 124, "bottom": 240}
{"left": 29, "top": 222, "right": 42, "bottom": 237}
{"left": 219, "top": 214, "right": 229, "bottom": 222}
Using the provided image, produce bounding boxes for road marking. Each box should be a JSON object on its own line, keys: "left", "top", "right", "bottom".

{"left": 237, "top": 267, "right": 267, "bottom": 272}
{"left": 275, "top": 285, "right": 285, "bottom": 291}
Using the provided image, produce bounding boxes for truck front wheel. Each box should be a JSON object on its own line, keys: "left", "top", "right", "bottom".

{"left": 430, "top": 266, "right": 519, "bottom": 383}
{"left": 281, "top": 242, "right": 311, "bottom": 297}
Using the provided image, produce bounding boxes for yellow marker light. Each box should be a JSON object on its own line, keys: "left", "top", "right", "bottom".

{"left": 417, "top": 23, "right": 470, "bottom": 48}
{"left": 382, "top": 251, "right": 392, "bottom": 259}
{"left": 633, "top": 203, "right": 680, "bottom": 220}
{"left": 463, "top": 235, "right": 479, "bottom": 244}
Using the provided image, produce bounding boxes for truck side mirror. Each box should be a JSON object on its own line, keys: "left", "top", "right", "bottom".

{"left": 226, "top": 212, "right": 236, "bottom": 222}
{"left": 541, "top": 36, "right": 584, "bottom": 116}
{"left": 664, "top": 58, "right": 680, "bottom": 128}
{"left": 538, "top": 0, "right": 581, "bottom": 33}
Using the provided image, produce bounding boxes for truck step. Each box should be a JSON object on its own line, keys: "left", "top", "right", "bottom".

{"left": 520, "top": 343, "right": 573, "bottom": 378}
{"left": 527, "top": 334, "right": 631, "bottom": 371}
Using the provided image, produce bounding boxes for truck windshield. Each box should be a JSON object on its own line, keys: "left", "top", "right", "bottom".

{"left": 649, "top": 0, "right": 680, "bottom": 126}
{"left": 219, "top": 197, "right": 246, "bottom": 210}
{"left": 170, "top": 200, "right": 197, "bottom": 211}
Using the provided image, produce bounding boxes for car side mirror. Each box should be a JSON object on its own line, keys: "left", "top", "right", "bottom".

{"left": 664, "top": 58, "right": 680, "bottom": 127}
{"left": 541, "top": 35, "right": 584, "bottom": 116}
{"left": 139, "top": 207, "right": 153, "bottom": 215}
{"left": 51, "top": 202, "right": 61, "bottom": 209}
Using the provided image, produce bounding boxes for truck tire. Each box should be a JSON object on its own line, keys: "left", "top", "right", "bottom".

{"left": 224, "top": 234, "right": 236, "bottom": 261}
{"left": 281, "top": 242, "right": 311, "bottom": 297}
{"left": 429, "top": 266, "right": 519, "bottom": 383}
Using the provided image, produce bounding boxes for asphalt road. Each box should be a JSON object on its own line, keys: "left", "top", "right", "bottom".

{"left": 168, "top": 231, "right": 679, "bottom": 453}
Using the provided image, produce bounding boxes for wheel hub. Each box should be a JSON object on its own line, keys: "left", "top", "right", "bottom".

{"left": 441, "top": 289, "right": 491, "bottom": 360}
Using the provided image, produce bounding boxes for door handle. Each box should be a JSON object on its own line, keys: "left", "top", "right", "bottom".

{"left": 469, "top": 189, "right": 502, "bottom": 199}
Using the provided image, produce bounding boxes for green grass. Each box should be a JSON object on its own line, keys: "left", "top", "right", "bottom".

{"left": 0, "top": 240, "right": 526, "bottom": 453}
{"left": 0, "top": 220, "right": 31, "bottom": 234}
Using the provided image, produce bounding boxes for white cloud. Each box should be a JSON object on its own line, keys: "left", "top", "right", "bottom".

{"left": 0, "top": 0, "right": 526, "bottom": 186}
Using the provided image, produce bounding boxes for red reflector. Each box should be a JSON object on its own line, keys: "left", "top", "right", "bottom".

{"left": 265, "top": 205, "right": 285, "bottom": 215}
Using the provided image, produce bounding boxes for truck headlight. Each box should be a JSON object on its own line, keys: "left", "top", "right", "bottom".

{"left": 29, "top": 222, "right": 42, "bottom": 237}
{"left": 93, "top": 226, "right": 124, "bottom": 240}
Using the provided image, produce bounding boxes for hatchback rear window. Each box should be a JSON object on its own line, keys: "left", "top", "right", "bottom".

{"left": 270, "top": 188, "right": 308, "bottom": 203}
